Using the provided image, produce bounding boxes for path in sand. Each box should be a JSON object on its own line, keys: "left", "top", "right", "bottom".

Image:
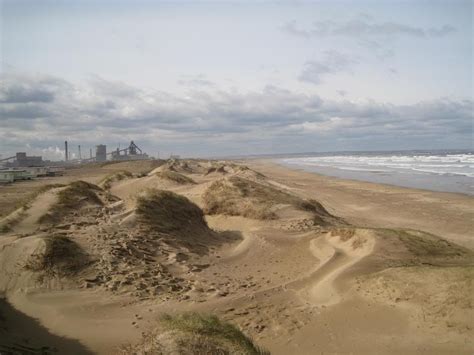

{"left": 10, "top": 188, "right": 61, "bottom": 235}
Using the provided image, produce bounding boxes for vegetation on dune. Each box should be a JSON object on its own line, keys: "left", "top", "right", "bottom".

{"left": 206, "top": 165, "right": 227, "bottom": 175}
{"left": 396, "top": 230, "right": 474, "bottom": 260}
{"left": 25, "top": 235, "right": 91, "bottom": 276}
{"left": 205, "top": 163, "right": 265, "bottom": 179}
{"left": 155, "top": 171, "right": 196, "bottom": 185}
{"left": 375, "top": 228, "right": 474, "bottom": 267}
{"left": 0, "top": 184, "right": 66, "bottom": 233}
{"left": 99, "top": 170, "right": 133, "bottom": 189}
{"left": 119, "top": 313, "right": 269, "bottom": 355}
{"left": 203, "top": 176, "right": 335, "bottom": 223}
{"left": 162, "top": 160, "right": 194, "bottom": 174}
{"left": 0, "top": 211, "right": 26, "bottom": 233}
{"left": 39, "top": 181, "right": 103, "bottom": 224}
{"left": 136, "top": 189, "right": 208, "bottom": 234}
{"left": 0, "top": 184, "right": 66, "bottom": 219}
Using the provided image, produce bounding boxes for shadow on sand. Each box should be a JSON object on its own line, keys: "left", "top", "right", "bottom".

{"left": 0, "top": 298, "right": 93, "bottom": 354}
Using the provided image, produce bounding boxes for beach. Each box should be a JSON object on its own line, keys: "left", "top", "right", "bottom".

{"left": 249, "top": 159, "right": 474, "bottom": 249}
{"left": 0, "top": 159, "right": 473, "bottom": 354}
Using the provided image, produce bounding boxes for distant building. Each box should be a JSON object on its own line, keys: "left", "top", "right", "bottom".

{"left": 13, "top": 152, "right": 44, "bottom": 167}
{"left": 0, "top": 171, "right": 15, "bottom": 183}
{"left": 0, "top": 169, "right": 34, "bottom": 183}
{"left": 111, "top": 141, "right": 148, "bottom": 161}
{"left": 96, "top": 145, "right": 107, "bottom": 162}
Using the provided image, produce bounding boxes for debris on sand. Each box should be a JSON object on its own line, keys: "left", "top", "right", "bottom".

{"left": 24, "top": 235, "right": 91, "bottom": 277}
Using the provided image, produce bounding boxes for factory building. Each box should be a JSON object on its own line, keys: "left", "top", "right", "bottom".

{"left": 96, "top": 145, "right": 107, "bottom": 162}
{"left": 15, "top": 152, "right": 44, "bottom": 167}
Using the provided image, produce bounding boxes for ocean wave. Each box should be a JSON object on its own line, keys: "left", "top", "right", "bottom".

{"left": 282, "top": 153, "right": 474, "bottom": 178}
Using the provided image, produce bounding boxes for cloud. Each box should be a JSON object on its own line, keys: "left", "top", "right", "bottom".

{"left": 0, "top": 73, "right": 472, "bottom": 157}
{"left": 0, "top": 74, "right": 69, "bottom": 103}
{"left": 282, "top": 18, "right": 457, "bottom": 39}
{"left": 178, "top": 74, "right": 215, "bottom": 87}
{"left": 298, "top": 51, "right": 355, "bottom": 85}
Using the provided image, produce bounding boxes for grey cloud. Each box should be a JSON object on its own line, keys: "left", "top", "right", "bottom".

{"left": 299, "top": 51, "right": 355, "bottom": 85}
{"left": 427, "top": 25, "right": 456, "bottom": 37}
{"left": 0, "top": 73, "right": 472, "bottom": 157}
{"left": 0, "top": 74, "right": 69, "bottom": 103}
{"left": 283, "top": 19, "right": 457, "bottom": 39}
{"left": 178, "top": 74, "right": 215, "bottom": 87}
{"left": 280, "top": 20, "right": 311, "bottom": 39}
{"left": 87, "top": 75, "right": 140, "bottom": 98}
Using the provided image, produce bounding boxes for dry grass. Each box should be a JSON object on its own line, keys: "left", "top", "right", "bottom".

{"left": 155, "top": 171, "right": 196, "bottom": 185}
{"left": 99, "top": 170, "right": 133, "bottom": 189}
{"left": 164, "top": 160, "right": 194, "bottom": 174}
{"left": 0, "top": 184, "right": 66, "bottom": 233}
{"left": 0, "top": 183, "right": 65, "bottom": 220}
{"left": 206, "top": 165, "right": 227, "bottom": 175}
{"left": 203, "top": 176, "right": 334, "bottom": 223}
{"left": 375, "top": 228, "right": 474, "bottom": 267}
{"left": 136, "top": 189, "right": 208, "bottom": 235}
{"left": 25, "top": 235, "right": 91, "bottom": 276}
{"left": 396, "top": 230, "right": 474, "bottom": 261}
{"left": 119, "top": 313, "right": 269, "bottom": 355}
{"left": 39, "top": 181, "right": 103, "bottom": 224}
{"left": 0, "top": 210, "right": 27, "bottom": 233}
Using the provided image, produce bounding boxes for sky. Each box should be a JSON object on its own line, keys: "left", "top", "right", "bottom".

{"left": 0, "top": 0, "right": 472, "bottom": 160}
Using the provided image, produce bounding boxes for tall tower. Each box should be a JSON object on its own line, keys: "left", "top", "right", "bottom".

{"left": 65, "top": 141, "right": 68, "bottom": 161}
{"left": 96, "top": 144, "right": 107, "bottom": 162}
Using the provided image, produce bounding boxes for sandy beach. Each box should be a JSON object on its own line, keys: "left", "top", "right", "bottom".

{"left": 0, "top": 159, "right": 473, "bottom": 354}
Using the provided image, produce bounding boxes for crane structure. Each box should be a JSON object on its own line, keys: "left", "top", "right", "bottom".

{"left": 110, "top": 141, "right": 148, "bottom": 161}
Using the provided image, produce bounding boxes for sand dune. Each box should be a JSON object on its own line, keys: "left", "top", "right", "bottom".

{"left": 0, "top": 159, "right": 472, "bottom": 354}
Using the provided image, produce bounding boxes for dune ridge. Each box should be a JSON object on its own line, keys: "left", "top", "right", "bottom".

{"left": 0, "top": 159, "right": 472, "bottom": 354}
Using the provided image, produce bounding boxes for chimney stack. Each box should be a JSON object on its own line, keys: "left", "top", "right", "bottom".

{"left": 65, "top": 141, "right": 68, "bottom": 161}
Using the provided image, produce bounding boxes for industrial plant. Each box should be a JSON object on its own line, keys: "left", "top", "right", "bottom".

{"left": 0, "top": 140, "right": 150, "bottom": 184}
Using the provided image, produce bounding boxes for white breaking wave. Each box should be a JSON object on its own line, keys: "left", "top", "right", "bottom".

{"left": 282, "top": 153, "right": 474, "bottom": 178}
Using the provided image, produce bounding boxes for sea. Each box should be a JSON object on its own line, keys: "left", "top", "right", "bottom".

{"left": 278, "top": 150, "right": 474, "bottom": 195}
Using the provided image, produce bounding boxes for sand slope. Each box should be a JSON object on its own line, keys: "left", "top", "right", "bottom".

{"left": 0, "top": 159, "right": 472, "bottom": 354}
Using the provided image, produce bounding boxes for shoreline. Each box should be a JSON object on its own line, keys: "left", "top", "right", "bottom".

{"left": 246, "top": 159, "right": 474, "bottom": 250}
{"left": 275, "top": 159, "right": 474, "bottom": 196}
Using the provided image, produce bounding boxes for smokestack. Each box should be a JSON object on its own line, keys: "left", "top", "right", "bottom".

{"left": 78, "top": 145, "right": 82, "bottom": 160}
{"left": 65, "top": 141, "right": 68, "bottom": 161}
{"left": 90, "top": 148, "right": 92, "bottom": 159}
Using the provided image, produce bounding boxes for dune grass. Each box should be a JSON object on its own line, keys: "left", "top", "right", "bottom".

{"left": 395, "top": 229, "right": 473, "bottom": 259}
{"left": 136, "top": 189, "right": 207, "bottom": 234}
{"left": 0, "top": 183, "right": 66, "bottom": 220}
{"left": 39, "top": 181, "right": 103, "bottom": 224}
{"left": 376, "top": 228, "right": 474, "bottom": 266}
{"left": 25, "top": 235, "right": 90, "bottom": 276}
{"left": 160, "top": 313, "right": 270, "bottom": 355}
{"left": 119, "top": 313, "right": 269, "bottom": 355}
{"left": 100, "top": 170, "right": 133, "bottom": 189}
{"left": 203, "top": 176, "right": 334, "bottom": 222}
{"left": 0, "top": 184, "right": 66, "bottom": 233}
{"left": 155, "top": 171, "right": 196, "bottom": 184}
